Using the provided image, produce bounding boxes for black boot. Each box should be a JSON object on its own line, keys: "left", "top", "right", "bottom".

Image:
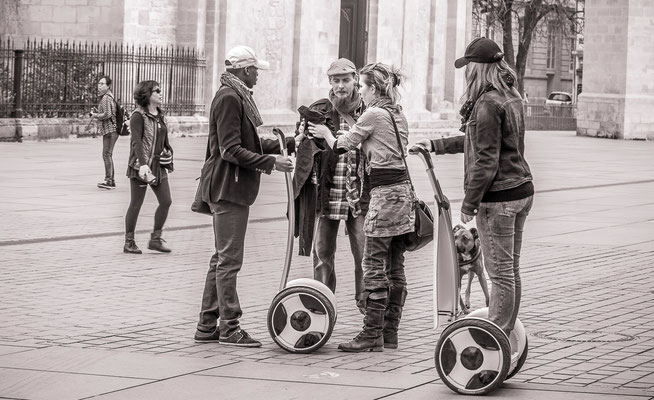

{"left": 148, "top": 229, "right": 171, "bottom": 253}
{"left": 123, "top": 232, "right": 142, "bottom": 254}
{"left": 338, "top": 296, "right": 387, "bottom": 352}
{"left": 383, "top": 286, "right": 407, "bottom": 349}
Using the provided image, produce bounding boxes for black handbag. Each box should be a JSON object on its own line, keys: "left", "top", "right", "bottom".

{"left": 385, "top": 109, "right": 434, "bottom": 252}
{"left": 191, "top": 135, "right": 213, "bottom": 216}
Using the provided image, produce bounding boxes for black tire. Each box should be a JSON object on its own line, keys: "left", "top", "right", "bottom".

{"left": 506, "top": 336, "right": 528, "bottom": 380}
{"left": 434, "top": 318, "right": 511, "bottom": 395}
{"left": 267, "top": 285, "right": 336, "bottom": 354}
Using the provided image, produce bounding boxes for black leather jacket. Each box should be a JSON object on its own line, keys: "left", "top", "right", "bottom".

{"left": 431, "top": 90, "right": 532, "bottom": 215}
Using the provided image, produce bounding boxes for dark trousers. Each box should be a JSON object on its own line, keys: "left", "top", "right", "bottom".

{"left": 197, "top": 200, "right": 249, "bottom": 337}
{"left": 312, "top": 212, "right": 365, "bottom": 301}
{"left": 102, "top": 132, "right": 118, "bottom": 180}
{"left": 124, "top": 178, "right": 172, "bottom": 233}
{"left": 362, "top": 235, "right": 407, "bottom": 294}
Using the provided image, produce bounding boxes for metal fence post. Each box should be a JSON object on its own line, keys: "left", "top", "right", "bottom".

{"left": 12, "top": 49, "right": 24, "bottom": 118}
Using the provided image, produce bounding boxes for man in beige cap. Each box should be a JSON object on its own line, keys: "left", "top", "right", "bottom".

{"left": 293, "top": 58, "right": 366, "bottom": 310}
{"left": 194, "top": 45, "right": 294, "bottom": 347}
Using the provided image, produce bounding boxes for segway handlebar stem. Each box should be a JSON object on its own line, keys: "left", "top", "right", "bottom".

{"left": 272, "top": 128, "right": 295, "bottom": 292}
{"left": 409, "top": 145, "right": 449, "bottom": 212}
{"left": 409, "top": 144, "right": 459, "bottom": 329}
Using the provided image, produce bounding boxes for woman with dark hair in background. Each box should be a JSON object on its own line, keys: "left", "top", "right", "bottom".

{"left": 91, "top": 75, "right": 118, "bottom": 189}
{"left": 310, "top": 62, "right": 413, "bottom": 352}
{"left": 417, "top": 38, "right": 534, "bottom": 337}
{"left": 123, "top": 80, "right": 174, "bottom": 254}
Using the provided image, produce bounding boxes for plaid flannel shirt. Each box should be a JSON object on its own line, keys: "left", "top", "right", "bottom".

{"left": 325, "top": 112, "right": 363, "bottom": 220}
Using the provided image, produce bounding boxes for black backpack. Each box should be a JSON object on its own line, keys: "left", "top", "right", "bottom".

{"left": 106, "top": 93, "right": 130, "bottom": 136}
{"left": 114, "top": 99, "right": 130, "bottom": 136}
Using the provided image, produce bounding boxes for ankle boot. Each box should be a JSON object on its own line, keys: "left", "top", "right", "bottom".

{"left": 123, "top": 232, "right": 142, "bottom": 254}
{"left": 148, "top": 229, "right": 171, "bottom": 253}
{"left": 383, "top": 287, "right": 407, "bottom": 349}
{"left": 338, "top": 296, "right": 387, "bottom": 352}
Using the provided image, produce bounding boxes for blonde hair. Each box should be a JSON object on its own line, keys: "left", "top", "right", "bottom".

{"left": 359, "top": 62, "right": 405, "bottom": 104}
{"left": 463, "top": 59, "right": 521, "bottom": 102}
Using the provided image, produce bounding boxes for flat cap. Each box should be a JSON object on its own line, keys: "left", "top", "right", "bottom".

{"left": 327, "top": 58, "right": 356, "bottom": 76}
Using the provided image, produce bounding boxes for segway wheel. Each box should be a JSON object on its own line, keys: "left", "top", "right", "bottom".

{"left": 507, "top": 336, "right": 528, "bottom": 380}
{"left": 466, "top": 308, "right": 528, "bottom": 380}
{"left": 267, "top": 285, "right": 336, "bottom": 354}
{"left": 435, "top": 318, "right": 511, "bottom": 395}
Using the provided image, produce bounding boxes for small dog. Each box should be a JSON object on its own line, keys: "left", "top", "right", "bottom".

{"left": 453, "top": 225, "right": 490, "bottom": 313}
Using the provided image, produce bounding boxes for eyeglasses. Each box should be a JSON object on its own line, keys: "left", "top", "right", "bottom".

{"left": 153, "top": 88, "right": 161, "bottom": 94}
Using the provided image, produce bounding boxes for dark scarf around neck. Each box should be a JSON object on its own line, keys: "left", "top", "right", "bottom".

{"left": 220, "top": 72, "right": 263, "bottom": 127}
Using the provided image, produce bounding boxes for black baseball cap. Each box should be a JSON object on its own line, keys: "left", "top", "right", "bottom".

{"left": 454, "top": 37, "right": 504, "bottom": 69}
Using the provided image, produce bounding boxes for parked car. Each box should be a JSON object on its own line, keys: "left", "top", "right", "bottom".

{"left": 545, "top": 91, "right": 573, "bottom": 105}
{"left": 543, "top": 91, "right": 574, "bottom": 118}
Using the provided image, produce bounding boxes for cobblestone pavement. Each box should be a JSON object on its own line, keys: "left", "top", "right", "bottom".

{"left": 0, "top": 131, "right": 653, "bottom": 399}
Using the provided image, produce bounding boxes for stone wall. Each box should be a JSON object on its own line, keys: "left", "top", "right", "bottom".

{"left": 6, "top": 0, "right": 125, "bottom": 43}
{"left": 0, "top": 116, "right": 208, "bottom": 142}
{"left": 577, "top": 0, "right": 654, "bottom": 140}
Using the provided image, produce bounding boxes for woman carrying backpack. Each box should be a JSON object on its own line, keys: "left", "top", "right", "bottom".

{"left": 91, "top": 75, "right": 118, "bottom": 189}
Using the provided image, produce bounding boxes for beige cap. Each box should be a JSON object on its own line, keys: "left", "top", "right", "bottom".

{"left": 327, "top": 58, "right": 356, "bottom": 76}
{"left": 225, "top": 45, "right": 270, "bottom": 70}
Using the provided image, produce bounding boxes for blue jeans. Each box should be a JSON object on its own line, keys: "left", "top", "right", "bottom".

{"left": 197, "top": 200, "right": 249, "bottom": 337}
{"left": 312, "top": 212, "right": 365, "bottom": 301}
{"left": 476, "top": 196, "right": 533, "bottom": 334}
{"left": 102, "top": 132, "right": 118, "bottom": 180}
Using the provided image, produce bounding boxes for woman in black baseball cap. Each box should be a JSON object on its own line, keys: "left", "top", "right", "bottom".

{"left": 417, "top": 37, "right": 534, "bottom": 336}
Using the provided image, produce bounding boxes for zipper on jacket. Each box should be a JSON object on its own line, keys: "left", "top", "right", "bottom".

{"left": 235, "top": 166, "right": 239, "bottom": 182}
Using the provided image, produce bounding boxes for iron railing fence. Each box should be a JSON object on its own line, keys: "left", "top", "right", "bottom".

{"left": 524, "top": 104, "right": 576, "bottom": 130}
{"left": 0, "top": 38, "right": 206, "bottom": 118}
{"left": 0, "top": 38, "right": 14, "bottom": 118}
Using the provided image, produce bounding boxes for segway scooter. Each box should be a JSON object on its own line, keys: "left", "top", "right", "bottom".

{"left": 409, "top": 145, "right": 528, "bottom": 395}
{"left": 266, "top": 128, "right": 338, "bottom": 353}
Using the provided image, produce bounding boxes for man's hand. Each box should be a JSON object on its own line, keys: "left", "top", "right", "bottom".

{"left": 461, "top": 212, "right": 474, "bottom": 224}
{"left": 307, "top": 122, "right": 333, "bottom": 140}
{"left": 414, "top": 139, "right": 432, "bottom": 152}
{"left": 274, "top": 155, "right": 294, "bottom": 173}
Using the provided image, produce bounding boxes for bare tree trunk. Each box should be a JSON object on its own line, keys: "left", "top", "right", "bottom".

{"left": 501, "top": 0, "right": 516, "bottom": 68}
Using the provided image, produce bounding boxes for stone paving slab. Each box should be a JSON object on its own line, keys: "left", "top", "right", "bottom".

{"left": 0, "top": 367, "right": 150, "bottom": 400}
{"left": 197, "top": 361, "right": 433, "bottom": 389}
{"left": 89, "top": 374, "right": 396, "bottom": 400}
{"left": 0, "top": 347, "right": 234, "bottom": 380}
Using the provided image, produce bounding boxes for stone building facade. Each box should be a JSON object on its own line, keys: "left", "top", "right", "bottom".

{"left": 576, "top": 0, "right": 654, "bottom": 140}
{"left": 3, "top": 0, "right": 471, "bottom": 136}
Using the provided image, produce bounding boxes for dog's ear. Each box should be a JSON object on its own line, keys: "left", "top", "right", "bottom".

{"left": 453, "top": 224, "right": 463, "bottom": 233}
{"left": 470, "top": 227, "right": 479, "bottom": 240}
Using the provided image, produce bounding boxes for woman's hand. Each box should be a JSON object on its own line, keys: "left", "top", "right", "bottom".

{"left": 307, "top": 122, "right": 333, "bottom": 140}
{"left": 414, "top": 139, "right": 432, "bottom": 152}
{"left": 461, "top": 212, "right": 474, "bottom": 224}
{"left": 138, "top": 165, "right": 152, "bottom": 180}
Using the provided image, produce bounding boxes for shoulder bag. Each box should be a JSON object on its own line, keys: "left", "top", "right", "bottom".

{"left": 384, "top": 109, "right": 434, "bottom": 252}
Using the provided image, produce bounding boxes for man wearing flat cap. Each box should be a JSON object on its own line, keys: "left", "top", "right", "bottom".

{"left": 293, "top": 58, "right": 366, "bottom": 309}
{"left": 194, "top": 45, "right": 295, "bottom": 347}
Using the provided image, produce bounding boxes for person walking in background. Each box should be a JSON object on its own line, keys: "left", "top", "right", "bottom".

{"left": 417, "top": 37, "right": 534, "bottom": 337}
{"left": 194, "top": 46, "right": 295, "bottom": 347}
{"left": 91, "top": 76, "right": 118, "bottom": 190}
{"left": 123, "top": 80, "right": 174, "bottom": 255}
{"left": 309, "top": 62, "right": 413, "bottom": 352}
{"left": 293, "top": 58, "right": 367, "bottom": 308}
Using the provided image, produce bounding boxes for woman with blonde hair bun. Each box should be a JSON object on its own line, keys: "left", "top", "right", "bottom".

{"left": 309, "top": 62, "right": 414, "bottom": 352}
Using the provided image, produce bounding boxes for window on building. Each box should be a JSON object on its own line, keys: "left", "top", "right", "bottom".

{"left": 546, "top": 23, "right": 556, "bottom": 69}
